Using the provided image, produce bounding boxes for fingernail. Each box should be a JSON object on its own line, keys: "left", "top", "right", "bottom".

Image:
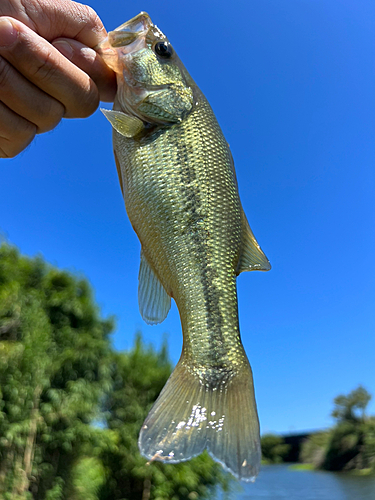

{"left": 0, "top": 18, "right": 18, "bottom": 48}
{"left": 53, "top": 40, "right": 74, "bottom": 60}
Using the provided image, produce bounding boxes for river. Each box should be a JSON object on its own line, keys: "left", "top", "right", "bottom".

{"left": 218, "top": 464, "right": 375, "bottom": 500}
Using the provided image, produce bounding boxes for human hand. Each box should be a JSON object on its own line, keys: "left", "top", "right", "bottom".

{"left": 0, "top": 0, "right": 117, "bottom": 158}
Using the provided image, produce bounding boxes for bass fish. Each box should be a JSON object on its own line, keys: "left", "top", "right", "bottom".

{"left": 98, "top": 12, "right": 270, "bottom": 482}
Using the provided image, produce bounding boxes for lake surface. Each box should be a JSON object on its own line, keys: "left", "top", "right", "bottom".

{"left": 218, "top": 464, "right": 375, "bottom": 500}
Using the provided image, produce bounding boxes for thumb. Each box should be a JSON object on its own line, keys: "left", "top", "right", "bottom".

{"left": 53, "top": 37, "right": 117, "bottom": 103}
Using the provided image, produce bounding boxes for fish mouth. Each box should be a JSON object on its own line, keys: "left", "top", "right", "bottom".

{"left": 108, "top": 12, "right": 152, "bottom": 48}
{"left": 96, "top": 12, "right": 164, "bottom": 74}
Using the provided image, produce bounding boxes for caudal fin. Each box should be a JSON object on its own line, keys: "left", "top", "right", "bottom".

{"left": 138, "top": 358, "right": 261, "bottom": 481}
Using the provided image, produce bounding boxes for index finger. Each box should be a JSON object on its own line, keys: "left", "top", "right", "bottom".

{"left": 0, "top": 0, "right": 107, "bottom": 47}
{"left": 0, "top": 17, "right": 100, "bottom": 118}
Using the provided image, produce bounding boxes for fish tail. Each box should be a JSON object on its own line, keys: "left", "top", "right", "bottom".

{"left": 138, "top": 356, "right": 261, "bottom": 481}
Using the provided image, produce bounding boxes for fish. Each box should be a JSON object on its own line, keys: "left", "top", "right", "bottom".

{"left": 97, "top": 12, "right": 271, "bottom": 482}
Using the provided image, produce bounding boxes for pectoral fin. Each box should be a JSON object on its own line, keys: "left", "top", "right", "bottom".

{"left": 138, "top": 250, "right": 171, "bottom": 325}
{"left": 101, "top": 109, "right": 144, "bottom": 137}
{"left": 237, "top": 212, "right": 271, "bottom": 274}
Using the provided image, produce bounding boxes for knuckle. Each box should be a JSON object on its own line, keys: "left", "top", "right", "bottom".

{"left": 79, "top": 92, "right": 99, "bottom": 118}
{"left": 0, "top": 143, "right": 12, "bottom": 159}
{"left": 29, "top": 45, "right": 59, "bottom": 83}
{"left": 37, "top": 99, "right": 64, "bottom": 133}
{"left": 80, "top": 5, "right": 103, "bottom": 32}
{"left": 84, "top": 5, "right": 100, "bottom": 23}
{"left": 0, "top": 147, "right": 10, "bottom": 159}
{"left": 0, "top": 124, "right": 36, "bottom": 158}
{"left": 16, "top": 121, "right": 36, "bottom": 147}
{"left": 65, "top": 84, "right": 99, "bottom": 119}
{"left": 70, "top": 3, "right": 105, "bottom": 46}
{"left": 0, "top": 56, "right": 13, "bottom": 88}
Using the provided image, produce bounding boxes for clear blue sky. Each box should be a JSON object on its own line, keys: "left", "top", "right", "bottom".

{"left": 1, "top": 0, "right": 374, "bottom": 435}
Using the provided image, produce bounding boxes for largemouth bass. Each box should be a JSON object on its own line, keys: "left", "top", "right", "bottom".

{"left": 98, "top": 12, "right": 270, "bottom": 482}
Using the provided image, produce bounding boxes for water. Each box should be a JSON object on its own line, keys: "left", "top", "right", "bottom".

{"left": 218, "top": 465, "right": 375, "bottom": 500}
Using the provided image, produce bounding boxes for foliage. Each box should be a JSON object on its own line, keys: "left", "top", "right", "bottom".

{"left": 0, "top": 244, "right": 232, "bottom": 499}
{"left": 98, "top": 334, "right": 232, "bottom": 500}
{"left": 0, "top": 243, "right": 114, "bottom": 498}
{"left": 362, "top": 417, "right": 375, "bottom": 470}
{"left": 300, "top": 431, "right": 330, "bottom": 468}
{"left": 322, "top": 421, "right": 363, "bottom": 471}
{"left": 260, "top": 434, "right": 290, "bottom": 464}
{"left": 301, "top": 386, "right": 375, "bottom": 472}
{"left": 331, "top": 386, "right": 371, "bottom": 423}
{"left": 323, "top": 386, "right": 374, "bottom": 471}
{"left": 288, "top": 463, "right": 315, "bottom": 471}
{"left": 67, "top": 456, "right": 107, "bottom": 500}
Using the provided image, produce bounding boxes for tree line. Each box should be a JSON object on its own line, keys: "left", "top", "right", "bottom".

{"left": 261, "top": 385, "right": 375, "bottom": 473}
{"left": 1, "top": 243, "right": 373, "bottom": 500}
{"left": 0, "top": 244, "right": 231, "bottom": 500}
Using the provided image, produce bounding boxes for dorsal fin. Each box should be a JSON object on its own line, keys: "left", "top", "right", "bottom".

{"left": 236, "top": 212, "right": 271, "bottom": 274}
{"left": 138, "top": 250, "right": 171, "bottom": 325}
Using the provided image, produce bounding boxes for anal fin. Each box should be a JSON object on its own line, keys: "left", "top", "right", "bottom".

{"left": 237, "top": 211, "right": 271, "bottom": 274}
{"left": 138, "top": 250, "right": 171, "bottom": 325}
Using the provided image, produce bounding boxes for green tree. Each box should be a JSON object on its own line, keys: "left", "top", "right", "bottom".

{"left": 331, "top": 386, "right": 371, "bottom": 423}
{"left": 300, "top": 432, "right": 330, "bottom": 468}
{"left": 98, "top": 334, "right": 232, "bottom": 500}
{"left": 321, "top": 386, "right": 372, "bottom": 471}
{"left": 0, "top": 244, "right": 113, "bottom": 499}
{"left": 322, "top": 420, "right": 363, "bottom": 471}
{"left": 0, "top": 244, "right": 233, "bottom": 499}
{"left": 362, "top": 417, "right": 375, "bottom": 471}
{"left": 260, "top": 434, "right": 290, "bottom": 464}
{"left": 300, "top": 386, "right": 374, "bottom": 472}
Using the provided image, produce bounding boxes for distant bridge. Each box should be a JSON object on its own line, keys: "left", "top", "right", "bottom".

{"left": 280, "top": 431, "right": 323, "bottom": 462}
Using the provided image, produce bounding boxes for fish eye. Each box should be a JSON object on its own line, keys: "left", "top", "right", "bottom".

{"left": 154, "top": 41, "right": 173, "bottom": 59}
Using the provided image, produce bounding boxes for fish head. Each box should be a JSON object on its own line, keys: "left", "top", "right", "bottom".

{"left": 97, "top": 12, "right": 194, "bottom": 125}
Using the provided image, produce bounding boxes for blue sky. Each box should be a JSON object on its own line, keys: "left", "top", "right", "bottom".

{"left": 1, "top": 0, "right": 374, "bottom": 435}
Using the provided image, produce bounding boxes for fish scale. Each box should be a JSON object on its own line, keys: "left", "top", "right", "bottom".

{"left": 115, "top": 93, "right": 242, "bottom": 367}
{"left": 99, "top": 11, "right": 271, "bottom": 481}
